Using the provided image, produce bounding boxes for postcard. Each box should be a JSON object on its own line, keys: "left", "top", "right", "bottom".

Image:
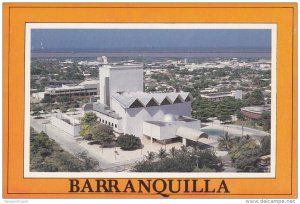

{"left": 3, "top": 3, "right": 297, "bottom": 199}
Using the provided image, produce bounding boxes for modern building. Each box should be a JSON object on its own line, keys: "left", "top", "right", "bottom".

{"left": 50, "top": 112, "right": 81, "bottom": 136}
{"left": 79, "top": 58, "right": 214, "bottom": 147}
{"left": 43, "top": 80, "right": 99, "bottom": 99}
{"left": 50, "top": 57, "right": 216, "bottom": 148}
{"left": 240, "top": 105, "right": 271, "bottom": 120}
{"left": 99, "top": 63, "right": 144, "bottom": 107}
{"left": 201, "top": 90, "right": 243, "bottom": 101}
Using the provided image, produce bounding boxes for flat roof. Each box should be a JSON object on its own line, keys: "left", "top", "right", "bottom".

{"left": 241, "top": 105, "right": 271, "bottom": 114}
{"left": 145, "top": 116, "right": 199, "bottom": 127}
{"left": 177, "top": 116, "right": 198, "bottom": 122}
{"left": 83, "top": 102, "right": 121, "bottom": 119}
{"left": 145, "top": 121, "right": 169, "bottom": 127}
{"left": 201, "top": 92, "right": 232, "bottom": 98}
{"left": 107, "top": 63, "right": 143, "bottom": 69}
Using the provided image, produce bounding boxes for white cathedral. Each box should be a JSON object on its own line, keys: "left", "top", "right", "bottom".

{"left": 81, "top": 57, "right": 212, "bottom": 146}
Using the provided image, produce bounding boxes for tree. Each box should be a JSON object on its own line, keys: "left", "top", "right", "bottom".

{"left": 157, "top": 148, "right": 168, "bottom": 160}
{"left": 91, "top": 123, "right": 114, "bottom": 147}
{"left": 80, "top": 112, "right": 98, "bottom": 140}
{"left": 260, "top": 136, "right": 271, "bottom": 155}
{"left": 259, "top": 112, "right": 271, "bottom": 131}
{"left": 80, "top": 124, "right": 93, "bottom": 140}
{"left": 81, "top": 112, "right": 98, "bottom": 125}
{"left": 218, "top": 132, "right": 234, "bottom": 151}
{"left": 30, "top": 128, "right": 98, "bottom": 172}
{"left": 245, "top": 89, "right": 265, "bottom": 106}
{"left": 193, "top": 165, "right": 215, "bottom": 172}
{"left": 76, "top": 151, "right": 99, "bottom": 170}
{"left": 145, "top": 151, "right": 156, "bottom": 162}
{"left": 117, "top": 134, "right": 142, "bottom": 150}
{"left": 41, "top": 95, "right": 54, "bottom": 104}
{"left": 169, "top": 147, "right": 177, "bottom": 158}
{"left": 57, "top": 95, "right": 71, "bottom": 103}
{"left": 218, "top": 114, "right": 232, "bottom": 123}
{"left": 236, "top": 110, "right": 245, "bottom": 121}
{"left": 229, "top": 138, "right": 263, "bottom": 172}
{"left": 133, "top": 149, "right": 222, "bottom": 172}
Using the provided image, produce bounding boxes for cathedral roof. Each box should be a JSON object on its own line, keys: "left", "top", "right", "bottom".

{"left": 111, "top": 91, "right": 193, "bottom": 109}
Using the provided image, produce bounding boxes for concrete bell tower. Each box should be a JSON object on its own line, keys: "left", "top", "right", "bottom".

{"left": 99, "top": 58, "right": 144, "bottom": 106}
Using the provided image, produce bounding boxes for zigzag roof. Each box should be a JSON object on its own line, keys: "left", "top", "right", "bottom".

{"left": 112, "top": 91, "right": 192, "bottom": 109}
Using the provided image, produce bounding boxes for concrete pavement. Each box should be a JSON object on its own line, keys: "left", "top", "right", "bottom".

{"left": 30, "top": 116, "right": 183, "bottom": 172}
{"left": 201, "top": 122, "right": 270, "bottom": 137}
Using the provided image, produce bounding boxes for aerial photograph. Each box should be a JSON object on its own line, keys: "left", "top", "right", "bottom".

{"left": 29, "top": 26, "right": 272, "bottom": 174}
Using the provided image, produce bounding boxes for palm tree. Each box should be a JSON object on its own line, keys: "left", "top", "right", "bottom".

{"left": 157, "top": 148, "right": 168, "bottom": 160}
{"left": 169, "top": 147, "right": 177, "bottom": 158}
{"left": 218, "top": 132, "right": 234, "bottom": 151}
{"left": 145, "top": 151, "right": 156, "bottom": 162}
{"left": 180, "top": 145, "right": 188, "bottom": 153}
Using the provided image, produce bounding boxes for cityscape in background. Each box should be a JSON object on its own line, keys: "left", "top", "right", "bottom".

{"left": 29, "top": 28, "right": 272, "bottom": 174}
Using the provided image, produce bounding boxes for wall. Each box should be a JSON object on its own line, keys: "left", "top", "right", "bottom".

{"left": 99, "top": 66, "right": 110, "bottom": 105}
{"left": 232, "top": 90, "right": 243, "bottom": 99}
{"left": 88, "top": 110, "right": 123, "bottom": 133}
{"left": 123, "top": 102, "right": 192, "bottom": 137}
{"left": 50, "top": 115, "right": 80, "bottom": 136}
{"left": 62, "top": 113, "right": 81, "bottom": 124}
{"left": 174, "top": 119, "right": 201, "bottom": 130}
{"left": 143, "top": 118, "right": 200, "bottom": 141}
{"left": 241, "top": 110, "right": 262, "bottom": 120}
{"left": 99, "top": 65, "right": 144, "bottom": 106}
{"left": 142, "top": 122, "right": 162, "bottom": 139}
{"left": 109, "top": 66, "right": 143, "bottom": 106}
{"left": 159, "top": 124, "right": 177, "bottom": 140}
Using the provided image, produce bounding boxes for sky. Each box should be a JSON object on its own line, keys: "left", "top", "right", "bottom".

{"left": 31, "top": 29, "right": 271, "bottom": 51}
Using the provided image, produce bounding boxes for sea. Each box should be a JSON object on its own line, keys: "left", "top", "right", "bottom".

{"left": 31, "top": 47, "right": 271, "bottom": 59}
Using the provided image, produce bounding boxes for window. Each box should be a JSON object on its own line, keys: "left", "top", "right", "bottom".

{"left": 146, "top": 98, "right": 159, "bottom": 107}
{"left": 174, "top": 96, "right": 183, "bottom": 103}
{"left": 129, "top": 99, "right": 144, "bottom": 108}
{"left": 185, "top": 95, "right": 192, "bottom": 102}
{"left": 115, "top": 124, "right": 117, "bottom": 128}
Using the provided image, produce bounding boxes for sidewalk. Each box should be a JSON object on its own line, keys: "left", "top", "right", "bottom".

{"left": 30, "top": 116, "right": 183, "bottom": 171}
{"left": 201, "top": 122, "right": 270, "bottom": 137}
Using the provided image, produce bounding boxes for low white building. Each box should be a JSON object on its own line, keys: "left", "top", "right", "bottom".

{"left": 201, "top": 90, "right": 243, "bottom": 101}
{"left": 143, "top": 115, "right": 200, "bottom": 143}
{"left": 83, "top": 91, "right": 194, "bottom": 140}
{"left": 54, "top": 57, "right": 214, "bottom": 147}
{"left": 50, "top": 112, "right": 81, "bottom": 136}
{"left": 43, "top": 80, "right": 99, "bottom": 99}
{"left": 111, "top": 91, "right": 193, "bottom": 138}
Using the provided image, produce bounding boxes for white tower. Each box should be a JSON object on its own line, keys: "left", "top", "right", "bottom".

{"left": 99, "top": 63, "right": 144, "bottom": 106}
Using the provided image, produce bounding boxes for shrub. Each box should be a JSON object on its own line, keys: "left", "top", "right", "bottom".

{"left": 80, "top": 112, "right": 98, "bottom": 140}
{"left": 91, "top": 123, "right": 114, "bottom": 147}
{"left": 117, "top": 134, "right": 141, "bottom": 151}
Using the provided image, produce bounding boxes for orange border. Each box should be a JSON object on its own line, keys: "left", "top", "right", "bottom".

{"left": 2, "top": 3, "right": 297, "bottom": 198}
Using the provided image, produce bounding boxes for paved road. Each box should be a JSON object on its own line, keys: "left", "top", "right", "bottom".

{"left": 227, "top": 124, "right": 270, "bottom": 136}
{"left": 202, "top": 122, "right": 270, "bottom": 137}
{"left": 31, "top": 117, "right": 117, "bottom": 171}
{"left": 30, "top": 116, "right": 181, "bottom": 172}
